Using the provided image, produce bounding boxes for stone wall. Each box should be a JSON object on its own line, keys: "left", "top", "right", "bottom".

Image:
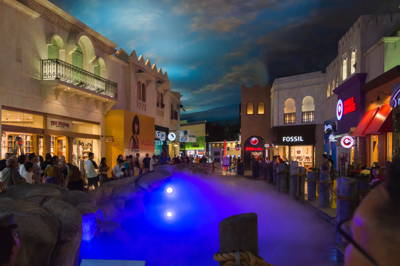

{"left": 0, "top": 165, "right": 174, "bottom": 266}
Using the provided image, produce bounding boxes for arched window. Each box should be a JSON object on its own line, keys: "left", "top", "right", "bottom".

{"left": 302, "top": 96, "right": 315, "bottom": 123}
{"left": 77, "top": 35, "right": 96, "bottom": 71}
{"left": 72, "top": 45, "right": 83, "bottom": 68}
{"left": 257, "top": 102, "right": 265, "bottom": 114}
{"left": 350, "top": 50, "right": 357, "bottom": 74}
{"left": 141, "top": 83, "right": 146, "bottom": 102}
{"left": 246, "top": 102, "right": 254, "bottom": 115}
{"left": 342, "top": 56, "right": 348, "bottom": 81}
{"left": 48, "top": 35, "right": 64, "bottom": 60}
{"left": 94, "top": 57, "right": 106, "bottom": 77}
{"left": 284, "top": 98, "right": 296, "bottom": 124}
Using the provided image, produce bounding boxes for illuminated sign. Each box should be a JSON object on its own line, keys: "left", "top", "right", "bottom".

{"left": 250, "top": 137, "right": 259, "bottom": 146}
{"left": 391, "top": 84, "right": 400, "bottom": 108}
{"left": 155, "top": 131, "right": 166, "bottom": 141}
{"left": 168, "top": 132, "right": 176, "bottom": 141}
{"left": 337, "top": 97, "right": 357, "bottom": 120}
{"left": 340, "top": 136, "right": 355, "bottom": 149}
{"left": 245, "top": 147, "right": 264, "bottom": 151}
{"left": 282, "top": 136, "right": 304, "bottom": 143}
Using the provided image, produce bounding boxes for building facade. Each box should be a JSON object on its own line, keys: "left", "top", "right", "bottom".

{"left": 0, "top": 0, "right": 181, "bottom": 167}
{"left": 240, "top": 85, "right": 272, "bottom": 168}
{"left": 271, "top": 71, "right": 326, "bottom": 168}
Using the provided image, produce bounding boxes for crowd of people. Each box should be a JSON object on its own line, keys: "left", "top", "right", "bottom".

{"left": 0, "top": 152, "right": 171, "bottom": 193}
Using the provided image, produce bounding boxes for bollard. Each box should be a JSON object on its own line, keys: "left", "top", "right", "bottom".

{"left": 298, "top": 167, "right": 306, "bottom": 200}
{"left": 289, "top": 162, "right": 299, "bottom": 198}
{"left": 219, "top": 213, "right": 258, "bottom": 257}
{"left": 307, "top": 171, "right": 317, "bottom": 201}
{"left": 319, "top": 172, "right": 330, "bottom": 208}
{"left": 336, "top": 177, "right": 359, "bottom": 246}
{"left": 289, "top": 175, "right": 298, "bottom": 198}
{"left": 279, "top": 173, "right": 288, "bottom": 193}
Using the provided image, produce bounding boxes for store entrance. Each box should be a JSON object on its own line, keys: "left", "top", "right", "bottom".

{"left": 51, "top": 135, "right": 68, "bottom": 158}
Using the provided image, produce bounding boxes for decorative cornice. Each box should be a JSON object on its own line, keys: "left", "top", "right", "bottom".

{"left": 20, "top": 0, "right": 116, "bottom": 54}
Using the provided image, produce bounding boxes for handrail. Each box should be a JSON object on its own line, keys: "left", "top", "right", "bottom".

{"left": 41, "top": 59, "right": 117, "bottom": 99}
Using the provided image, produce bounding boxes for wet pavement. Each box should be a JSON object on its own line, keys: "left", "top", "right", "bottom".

{"left": 80, "top": 171, "right": 342, "bottom": 266}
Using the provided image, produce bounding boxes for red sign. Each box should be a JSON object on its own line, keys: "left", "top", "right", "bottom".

{"left": 250, "top": 137, "right": 259, "bottom": 146}
{"left": 245, "top": 147, "right": 264, "bottom": 151}
{"left": 343, "top": 97, "right": 356, "bottom": 115}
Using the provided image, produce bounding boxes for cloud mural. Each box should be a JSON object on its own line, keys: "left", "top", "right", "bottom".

{"left": 51, "top": 0, "right": 399, "bottom": 121}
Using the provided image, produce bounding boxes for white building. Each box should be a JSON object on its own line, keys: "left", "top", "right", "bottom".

{"left": 271, "top": 71, "right": 326, "bottom": 168}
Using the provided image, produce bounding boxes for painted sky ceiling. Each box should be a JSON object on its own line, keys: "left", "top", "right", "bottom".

{"left": 50, "top": 0, "right": 398, "bottom": 121}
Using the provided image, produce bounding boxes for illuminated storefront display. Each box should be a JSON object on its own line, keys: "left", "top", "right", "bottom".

{"left": 105, "top": 110, "right": 155, "bottom": 165}
{"left": 0, "top": 108, "right": 100, "bottom": 162}
{"left": 273, "top": 125, "right": 315, "bottom": 169}
{"left": 154, "top": 125, "right": 169, "bottom": 156}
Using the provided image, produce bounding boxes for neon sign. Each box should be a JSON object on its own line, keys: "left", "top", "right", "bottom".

{"left": 337, "top": 97, "right": 357, "bottom": 120}
{"left": 245, "top": 147, "right": 264, "bottom": 151}
{"left": 391, "top": 84, "right": 400, "bottom": 108}
{"left": 340, "top": 136, "right": 355, "bottom": 149}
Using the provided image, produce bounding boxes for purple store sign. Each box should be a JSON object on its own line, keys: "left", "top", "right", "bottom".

{"left": 333, "top": 73, "right": 367, "bottom": 134}
{"left": 391, "top": 84, "right": 400, "bottom": 108}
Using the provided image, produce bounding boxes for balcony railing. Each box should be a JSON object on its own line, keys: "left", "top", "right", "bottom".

{"left": 41, "top": 59, "right": 117, "bottom": 99}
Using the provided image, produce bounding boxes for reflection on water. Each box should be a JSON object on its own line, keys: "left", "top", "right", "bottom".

{"left": 80, "top": 173, "right": 340, "bottom": 266}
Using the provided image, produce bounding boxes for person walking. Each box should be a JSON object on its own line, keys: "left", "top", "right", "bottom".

{"left": 84, "top": 152, "right": 98, "bottom": 190}
{"left": 143, "top": 153, "right": 151, "bottom": 173}
{"left": 99, "top": 157, "right": 109, "bottom": 184}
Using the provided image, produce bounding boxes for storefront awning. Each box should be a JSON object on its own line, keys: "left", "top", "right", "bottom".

{"left": 352, "top": 104, "right": 392, "bottom": 137}
{"left": 352, "top": 108, "right": 379, "bottom": 137}
{"left": 363, "top": 104, "right": 392, "bottom": 135}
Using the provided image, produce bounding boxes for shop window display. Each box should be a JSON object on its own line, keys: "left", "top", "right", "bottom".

{"left": 289, "top": 146, "right": 314, "bottom": 169}
{"left": 1, "top": 132, "right": 41, "bottom": 158}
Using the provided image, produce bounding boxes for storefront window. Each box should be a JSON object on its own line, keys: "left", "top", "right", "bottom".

{"left": 290, "top": 146, "right": 314, "bottom": 169}
{"left": 370, "top": 135, "right": 379, "bottom": 166}
{"left": 72, "top": 138, "right": 99, "bottom": 165}
{"left": 1, "top": 132, "right": 42, "bottom": 158}
{"left": 387, "top": 132, "right": 393, "bottom": 162}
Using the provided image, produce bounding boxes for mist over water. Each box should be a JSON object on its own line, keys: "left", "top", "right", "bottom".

{"left": 80, "top": 172, "right": 339, "bottom": 266}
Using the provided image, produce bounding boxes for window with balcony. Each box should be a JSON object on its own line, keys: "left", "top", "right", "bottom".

{"left": 284, "top": 98, "right": 296, "bottom": 124}
{"left": 42, "top": 35, "right": 117, "bottom": 99}
{"left": 257, "top": 102, "right": 265, "bottom": 114}
{"left": 246, "top": 102, "right": 254, "bottom": 115}
{"left": 301, "top": 96, "right": 315, "bottom": 123}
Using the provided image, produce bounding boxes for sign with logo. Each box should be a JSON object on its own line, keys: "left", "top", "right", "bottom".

{"left": 337, "top": 97, "right": 357, "bottom": 121}
{"left": 47, "top": 117, "right": 72, "bottom": 131}
{"left": 340, "top": 135, "right": 355, "bottom": 149}
{"left": 282, "top": 136, "right": 304, "bottom": 143}
{"left": 155, "top": 131, "right": 166, "bottom": 141}
{"left": 168, "top": 132, "right": 177, "bottom": 141}
{"left": 273, "top": 125, "right": 315, "bottom": 146}
{"left": 250, "top": 137, "right": 259, "bottom": 146}
{"left": 391, "top": 84, "right": 400, "bottom": 108}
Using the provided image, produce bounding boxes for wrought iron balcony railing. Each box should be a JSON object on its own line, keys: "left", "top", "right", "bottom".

{"left": 41, "top": 59, "right": 117, "bottom": 99}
